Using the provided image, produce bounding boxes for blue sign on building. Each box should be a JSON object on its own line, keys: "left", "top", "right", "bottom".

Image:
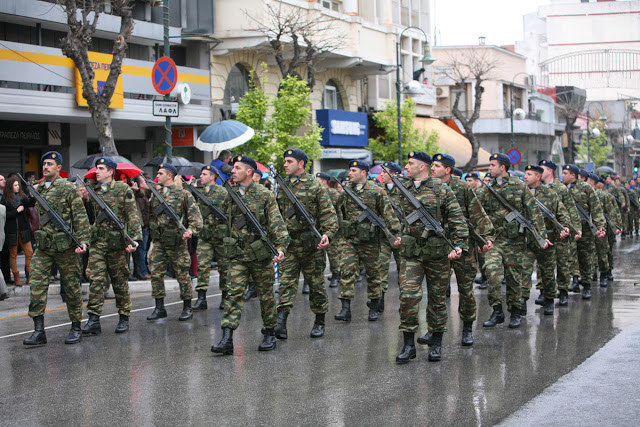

{"left": 316, "top": 109, "right": 368, "bottom": 147}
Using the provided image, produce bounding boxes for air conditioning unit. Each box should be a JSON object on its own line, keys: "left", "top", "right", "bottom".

{"left": 436, "top": 87, "right": 449, "bottom": 98}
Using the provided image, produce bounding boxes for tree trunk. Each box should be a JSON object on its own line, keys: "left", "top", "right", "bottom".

{"left": 564, "top": 117, "right": 577, "bottom": 164}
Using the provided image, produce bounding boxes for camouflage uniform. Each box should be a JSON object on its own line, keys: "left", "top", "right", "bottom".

{"left": 28, "top": 177, "right": 90, "bottom": 322}
{"left": 398, "top": 177, "right": 468, "bottom": 333}
{"left": 195, "top": 184, "right": 229, "bottom": 293}
{"left": 549, "top": 180, "right": 582, "bottom": 292}
{"left": 324, "top": 187, "right": 342, "bottom": 276}
{"left": 221, "top": 181, "right": 289, "bottom": 330}
{"left": 379, "top": 183, "right": 404, "bottom": 294}
{"left": 607, "top": 184, "right": 628, "bottom": 232}
{"left": 336, "top": 181, "right": 401, "bottom": 302}
{"left": 476, "top": 176, "right": 547, "bottom": 310}
{"left": 632, "top": 187, "right": 640, "bottom": 233}
{"left": 596, "top": 188, "right": 622, "bottom": 272}
{"left": 148, "top": 185, "right": 202, "bottom": 301}
{"left": 276, "top": 172, "right": 338, "bottom": 314}
{"left": 444, "top": 176, "right": 494, "bottom": 323}
{"left": 86, "top": 180, "right": 142, "bottom": 317}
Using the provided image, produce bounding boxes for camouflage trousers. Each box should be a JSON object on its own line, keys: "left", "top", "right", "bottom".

{"left": 633, "top": 210, "right": 640, "bottom": 233}
{"left": 450, "top": 245, "right": 477, "bottom": 322}
{"left": 378, "top": 243, "right": 401, "bottom": 294}
{"left": 399, "top": 254, "right": 450, "bottom": 333}
{"left": 149, "top": 240, "right": 192, "bottom": 301}
{"left": 477, "top": 249, "right": 487, "bottom": 278}
{"left": 339, "top": 239, "right": 382, "bottom": 301}
{"left": 484, "top": 240, "right": 524, "bottom": 309}
{"left": 576, "top": 226, "right": 596, "bottom": 281}
{"left": 326, "top": 236, "right": 342, "bottom": 274}
{"left": 278, "top": 244, "right": 328, "bottom": 314}
{"left": 607, "top": 231, "right": 615, "bottom": 271}
{"left": 522, "top": 245, "right": 557, "bottom": 300}
{"left": 28, "top": 247, "right": 82, "bottom": 322}
{"left": 196, "top": 238, "right": 229, "bottom": 293}
{"left": 554, "top": 239, "right": 573, "bottom": 292}
{"left": 593, "top": 232, "right": 610, "bottom": 273}
{"left": 569, "top": 237, "right": 580, "bottom": 277}
{"left": 86, "top": 245, "right": 131, "bottom": 316}
{"left": 221, "top": 257, "right": 277, "bottom": 330}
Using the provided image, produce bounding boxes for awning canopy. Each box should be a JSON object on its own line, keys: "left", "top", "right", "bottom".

{"left": 413, "top": 118, "right": 491, "bottom": 168}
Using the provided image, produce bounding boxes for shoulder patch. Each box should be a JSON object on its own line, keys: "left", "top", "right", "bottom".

{"left": 126, "top": 192, "right": 133, "bottom": 199}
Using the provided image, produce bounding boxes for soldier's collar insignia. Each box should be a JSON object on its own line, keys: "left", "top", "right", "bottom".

{"left": 238, "top": 186, "right": 246, "bottom": 196}
{"left": 496, "top": 177, "right": 503, "bottom": 185}
{"left": 413, "top": 181, "right": 422, "bottom": 189}
{"left": 205, "top": 185, "right": 210, "bottom": 192}
{"left": 386, "top": 183, "right": 394, "bottom": 190}
{"left": 162, "top": 187, "right": 168, "bottom": 194}
{"left": 289, "top": 176, "right": 298, "bottom": 184}
{"left": 355, "top": 183, "right": 364, "bottom": 191}
{"left": 44, "top": 181, "right": 52, "bottom": 189}
{"left": 101, "top": 183, "right": 108, "bottom": 192}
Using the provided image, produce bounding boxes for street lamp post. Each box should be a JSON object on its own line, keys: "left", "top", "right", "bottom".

{"left": 624, "top": 134, "right": 634, "bottom": 176}
{"left": 585, "top": 101, "right": 607, "bottom": 166}
{"left": 396, "top": 26, "right": 435, "bottom": 164}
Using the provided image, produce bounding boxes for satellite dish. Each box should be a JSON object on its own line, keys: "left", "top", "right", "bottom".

{"left": 513, "top": 108, "right": 526, "bottom": 120}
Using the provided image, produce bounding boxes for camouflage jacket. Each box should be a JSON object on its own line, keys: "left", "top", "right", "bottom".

{"left": 549, "top": 180, "right": 582, "bottom": 234}
{"left": 398, "top": 177, "right": 469, "bottom": 251}
{"left": 195, "top": 184, "right": 227, "bottom": 228}
{"left": 89, "top": 180, "right": 142, "bottom": 244}
{"left": 476, "top": 175, "right": 547, "bottom": 243}
{"left": 529, "top": 184, "right": 571, "bottom": 242}
{"left": 34, "top": 176, "right": 90, "bottom": 245}
{"left": 629, "top": 187, "right": 640, "bottom": 211}
{"left": 226, "top": 181, "right": 290, "bottom": 254}
{"left": 384, "top": 183, "right": 405, "bottom": 223}
{"left": 326, "top": 187, "right": 340, "bottom": 209}
{"left": 596, "top": 188, "right": 623, "bottom": 230}
{"left": 566, "top": 180, "right": 606, "bottom": 231}
{"left": 149, "top": 184, "right": 203, "bottom": 234}
{"left": 276, "top": 172, "right": 338, "bottom": 242}
{"left": 606, "top": 184, "right": 626, "bottom": 212}
{"left": 445, "top": 176, "right": 495, "bottom": 242}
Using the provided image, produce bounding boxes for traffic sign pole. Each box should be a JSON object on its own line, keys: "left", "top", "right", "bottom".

{"left": 164, "top": 0, "right": 172, "bottom": 159}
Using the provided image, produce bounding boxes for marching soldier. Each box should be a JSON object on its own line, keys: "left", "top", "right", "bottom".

{"left": 274, "top": 149, "right": 338, "bottom": 339}
{"left": 605, "top": 175, "right": 627, "bottom": 240}
{"left": 316, "top": 172, "right": 341, "bottom": 288}
{"left": 427, "top": 153, "right": 494, "bottom": 346}
{"left": 561, "top": 164, "right": 606, "bottom": 299}
{"left": 590, "top": 174, "right": 622, "bottom": 287}
{"left": 23, "top": 151, "right": 90, "bottom": 345}
{"left": 82, "top": 157, "right": 142, "bottom": 335}
{"left": 465, "top": 172, "right": 482, "bottom": 190}
{"left": 613, "top": 176, "right": 631, "bottom": 238}
{"left": 146, "top": 163, "right": 203, "bottom": 322}
{"left": 211, "top": 155, "right": 289, "bottom": 355}
{"left": 395, "top": 151, "right": 467, "bottom": 363}
{"left": 192, "top": 165, "right": 229, "bottom": 311}
{"left": 334, "top": 160, "right": 401, "bottom": 323}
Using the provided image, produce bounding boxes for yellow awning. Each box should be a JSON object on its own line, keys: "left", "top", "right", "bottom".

{"left": 413, "top": 118, "right": 490, "bottom": 168}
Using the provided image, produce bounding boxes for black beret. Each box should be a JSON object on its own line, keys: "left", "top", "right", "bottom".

{"left": 432, "top": 153, "right": 456, "bottom": 167}
{"left": 579, "top": 168, "right": 590, "bottom": 178}
{"left": 201, "top": 165, "right": 219, "bottom": 175}
{"left": 283, "top": 148, "right": 308, "bottom": 162}
{"left": 316, "top": 172, "right": 331, "bottom": 181}
{"left": 538, "top": 159, "right": 557, "bottom": 171}
{"left": 466, "top": 172, "right": 479, "bottom": 179}
{"left": 41, "top": 151, "right": 63, "bottom": 165}
{"left": 490, "top": 153, "right": 510, "bottom": 164}
{"left": 233, "top": 155, "right": 258, "bottom": 171}
{"left": 95, "top": 157, "right": 117, "bottom": 170}
{"left": 382, "top": 161, "right": 403, "bottom": 174}
{"left": 525, "top": 165, "right": 544, "bottom": 174}
{"left": 453, "top": 167, "right": 463, "bottom": 177}
{"left": 348, "top": 160, "right": 370, "bottom": 172}
{"left": 588, "top": 173, "right": 600, "bottom": 182}
{"left": 159, "top": 162, "right": 178, "bottom": 176}
{"left": 408, "top": 151, "right": 432, "bottom": 164}
{"left": 563, "top": 164, "right": 580, "bottom": 175}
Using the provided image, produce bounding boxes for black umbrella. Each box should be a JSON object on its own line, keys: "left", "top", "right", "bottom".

{"left": 595, "top": 166, "right": 617, "bottom": 175}
{"left": 72, "top": 154, "right": 134, "bottom": 169}
{"left": 144, "top": 155, "right": 194, "bottom": 168}
{"left": 509, "top": 170, "right": 525, "bottom": 178}
{"left": 177, "top": 162, "right": 206, "bottom": 176}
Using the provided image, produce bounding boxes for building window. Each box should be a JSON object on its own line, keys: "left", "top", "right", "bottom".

{"left": 322, "top": 1, "right": 341, "bottom": 12}
{"left": 223, "top": 64, "right": 251, "bottom": 117}
{"left": 322, "top": 79, "right": 345, "bottom": 110}
{"left": 451, "top": 86, "right": 467, "bottom": 115}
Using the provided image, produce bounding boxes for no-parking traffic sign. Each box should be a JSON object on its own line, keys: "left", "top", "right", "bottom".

{"left": 152, "top": 56, "right": 178, "bottom": 95}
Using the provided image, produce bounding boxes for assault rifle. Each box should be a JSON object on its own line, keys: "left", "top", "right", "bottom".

{"left": 380, "top": 166, "right": 456, "bottom": 251}
{"left": 629, "top": 193, "right": 640, "bottom": 211}
{"left": 603, "top": 212, "right": 620, "bottom": 235}
{"left": 485, "top": 183, "right": 547, "bottom": 249}
{"left": 186, "top": 184, "right": 227, "bottom": 222}
{"left": 77, "top": 176, "right": 137, "bottom": 247}
{"left": 332, "top": 177, "right": 398, "bottom": 246}
{"left": 534, "top": 197, "right": 568, "bottom": 234}
{"left": 571, "top": 195, "right": 599, "bottom": 235}
{"left": 141, "top": 174, "right": 188, "bottom": 234}
{"left": 17, "top": 173, "right": 83, "bottom": 248}
{"left": 463, "top": 216, "right": 489, "bottom": 247}
{"left": 386, "top": 193, "right": 406, "bottom": 223}
{"left": 222, "top": 180, "right": 278, "bottom": 257}
{"left": 269, "top": 166, "right": 323, "bottom": 245}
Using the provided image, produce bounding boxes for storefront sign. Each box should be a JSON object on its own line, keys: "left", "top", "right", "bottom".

{"left": 74, "top": 51, "right": 124, "bottom": 109}
{"left": 316, "top": 109, "right": 368, "bottom": 147}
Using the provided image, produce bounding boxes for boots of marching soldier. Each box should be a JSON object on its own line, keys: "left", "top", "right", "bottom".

{"left": 607, "top": 270, "right": 614, "bottom": 281}
{"left": 461, "top": 321, "right": 474, "bottom": 346}
{"left": 569, "top": 276, "right": 581, "bottom": 293}
{"left": 219, "top": 290, "right": 227, "bottom": 310}
{"left": 368, "top": 299, "right": 380, "bottom": 321}
{"left": 508, "top": 306, "right": 521, "bottom": 328}
{"left": 65, "top": 322, "right": 82, "bottom": 344}
{"left": 211, "top": 328, "right": 234, "bottom": 355}
{"left": 582, "top": 282, "right": 592, "bottom": 300}
{"left": 23, "top": 315, "right": 47, "bottom": 346}
{"left": 258, "top": 328, "right": 277, "bottom": 351}
{"left": 310, "top": 313, "right": 325, "bottom": 338}
{"left": 302, "top": 279, "right": 310, "bottom": 295}
{"left": 592, "top": 269, "right": 598, "bottom": 282}
{"left": 81, "top": 314, "right": 101, "bottom": 335}
{"left": 244, "top": 282, "right": 258, "bottom": 300}
{"left": 417, "top": 331, "right": 433, "bottom": 346}
{"left": 178, "top": 299, "right": 193, "bottom": 321}
{"left": 483, "top": 304, "right": 505, "bottom": 327}
{"left": 378, "top": 292, "right": 385, "bottom": 313}
{"left": 535, "top": 291, "right": 545, "bottom": 306}
{"left": 543, "top": 298, "right": 554, "bottom": 315}
{"left": 329, "top": 272, "right": 340, "bottom": 288}
{"left": 334, "top": 298, "right": 351, "bottom": 321}
{"left": 520, "top": 297, "right": 528, "bottom": 315}
{"left": 147, "top": 298, "right": 167, "bottom": 320}
{"left": 396, "top": 332, "right": 416, "bottom": 364}
{"left": 599, "top": 271, "right": 608, "bottom": 288}
{"left": 274, "top": 310, "right": 289, "bottom": 339}
{"left": 193, "top": 290, "right": 208, "bottom": 311}
{"left": 475, "top": 274, "right": 488, "bottom": 289}
{"left": 558, "top": 290, "right": 569, "bottom": 306}
{"left": 115, "top": 314, "right": 129, "bottom": 333}
{"left": 428, "top": 332, "right": 443, "bottom": 362}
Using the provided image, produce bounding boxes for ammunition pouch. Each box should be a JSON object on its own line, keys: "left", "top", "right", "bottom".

{"left": 52, "top": 232, "right": 72, "bottom": 253}
{"left": 503, "top": 220, "right": 521, "bottom": 239}
{"left": 214, "top": 224, "right": 229, "bottom": 240}
{"left": 106, "top": 231, "right": 125, "bottom": 251}
{"left": 357, "top": 222, "right": 378, "bottom": 242}
{"left": 297, "top": 230, "right": 319, "bottom": 252}
{"left": 150, "top": 223, "right": 161, "bottom": 241}
{"left": 34, "top": 230, "right": 51, "bottom": 251}
{"left": 399, "top": 234, "right": 448, "bottom": 259}
{"left": 221, "top": 237, "right": 241, "bottom": 258}
{"left": 340, "top": 220, "right": 355, "bottom": 239}
{"left": 161, "top": 228, "right": 181, "bottom": 248}
{"left": 399, "top": 235, "right": 419, "bottom": 258}
{"left": 200, "top": 224, "right": 215, "bottom": 241}
{"left": 250, "top": 238, "right": 272, "bottom": 262}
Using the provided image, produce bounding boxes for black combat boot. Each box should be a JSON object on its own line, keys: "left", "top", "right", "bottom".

{"left": 478, "top": 275, "right": 488, "bottom": 289}
{"left": 535, "top": 292, "right": 545, "bottom": 306}
{"left": 115, "top": 314, "right": 129, "bottom": 333}
{"left": 520, "top": 297, "right": 528, "bottom": 315}
{"left": 582, "top": 282, "right": 592, "bottom": 300}
{"left": 395, "top": 332, "right": 416, "bottom": 363}
{"left": 211, "top": 328, "right": 234, "bottom": 355}
{"left": 274, "top": 310, "right": 289, "bottom": 339}
{"left": 368, "top": 299, "right": 380, "bottom": 321}
{"left": 599, "top": 272, "right": 608, "bottom": 288}
{"left": 417, "top": 331, "right": 433, "bottom": 346}
{"left": 329, "top": 272, "right": 340, "bottom": 288}
{"left": 334, "top": 299, "right": 351, "bottom": 321}
{"left": 483, "top": 304, "right": 505, "bottom": 327}
{"left": 378, "top": 292, "right": 385, "bottom": 313}
{"left": 592, "top": 269, "right": 598, "bottom": 282}
{"left": 23, "top": 315, "right": 47, "bottom": 346}
{"left": 65, "top": 322, "right": 83, "bottom": 344}
{"left": 244, "top": 282, "right": 258, "bottom": 300}
{"left": 81, "top": 314, "right": 102, "bottom": 335}
{"left": 147, "top": 298, "right": 167, "bottom": 320}
{"left": 508, "top": 307, "right": 521, "bottom": 328}
{"left": 461, "top": 321, "right": 474, "bottom": 346}
{"left": 558, "top": 290, "right": 569, "bottom": 306}
{"left": 445, "top": 283, "right": 451, "bottom": 297}
{"left": 607, "top": 270, "right": 613, "bottom": 281}
{"left": 302, "top": 280, "right": 310, "bottom": 294}
{"left": 543, "top": 298, "right": 554, "bottom": 315}
{"left": 258, "top": 328, "right": 277, "bottom": 351}
{"left": 310, "top": 313, "right": 325, "bottom": 338}
{"left": 428, "top": 332, "right": 443, "bottom": 362}
{"left": 569, "top": 276, "right": 580, "bottom": 293}
{"left": 178, "top": 299, "right": 193, "bottom": 321}
{"left": 219, "top": 290, "right": 227, "bottom": 310}
{"left": 193, "top": 290, "right": 208, "bottom": 311}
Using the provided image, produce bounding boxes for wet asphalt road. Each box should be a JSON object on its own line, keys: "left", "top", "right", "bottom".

{"left": 1, "top": 237, "right": 640, "bottom": 426}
